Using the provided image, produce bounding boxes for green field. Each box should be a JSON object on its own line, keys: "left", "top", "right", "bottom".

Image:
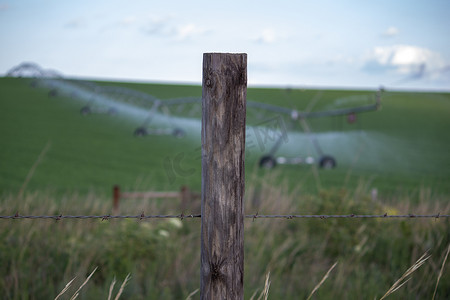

{"left": 0, "top": 77, "right": 449, "bottom": 197}
{"left": 0, "top": 77, "right": 449, "bottom": 299}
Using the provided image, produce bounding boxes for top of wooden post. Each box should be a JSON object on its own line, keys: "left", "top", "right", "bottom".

{"left": 202, "top": 53, "right": 247, "bottom": 94}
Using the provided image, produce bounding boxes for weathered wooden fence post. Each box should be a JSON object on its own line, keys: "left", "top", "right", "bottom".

{"left": 201, "top": 53, "right": 247, "bottom": 299}
{"left": 180, "top": 185, "right": 189, "bottom": 212}
{"left": 113, "top": 184, "right": 120, "bottom": 214}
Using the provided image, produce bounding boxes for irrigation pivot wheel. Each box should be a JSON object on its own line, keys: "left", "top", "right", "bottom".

{"left": 48, "top": 89, "right": 58, "bottom": 97}
{"left": 80, "top": 106, "right": 91, "bottom": 116}
{"left": 259, "top": 155, "right": 277, "bottom": 169}
{"left": 172, "top": 128, "right": 186, "bottom": 138}
{"left": 319, "top": 155, "right": 336, "bottom": 169}
{"left": 134, "top": 127, "right": 148, "bottom": 137}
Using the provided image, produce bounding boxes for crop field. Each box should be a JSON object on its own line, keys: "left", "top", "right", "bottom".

{"left": 0, "top": 77, "right": 449, "bottom": 299}
{"left": 0, "top": 77, "right": 449, "bottom": 197}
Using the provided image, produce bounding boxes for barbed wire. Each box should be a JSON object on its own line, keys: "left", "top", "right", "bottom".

{"left": 0, "top": 212, "right": 448, "bottom": 221}
{"left": 247, "top": 213, "right": 449, "bottom": 220}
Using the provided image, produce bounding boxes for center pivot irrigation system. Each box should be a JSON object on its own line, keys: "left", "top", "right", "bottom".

{"left": 132, "top": 90, "right": 382, "bottom": 170}
{"left": 9, "top": 62, "right": 382, "bottom": 170}
{"left": 249, "top": 90, "right": 382, "bottom": 169}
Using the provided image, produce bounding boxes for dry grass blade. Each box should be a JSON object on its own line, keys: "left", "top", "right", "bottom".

{"left": 54, "top": 277, "right": 76, "bottom": 300}
{"left": 69, "top": 266, "right": 98, "bottom": 300}
{"left": 107, "top": 277, "right": 116, "bottom": 300}
{"left": 386, "top": 277, "right": 411, "bottom": 295}
{"left": 306, "top": 261, "right": 338, "bottom": 300}
{"left": 249, "top": 290, "right": 258, "bottom": 300}
{"left": 379, "top": 252, "right": 431, "bottom": 300}
{"left": 185, "top": 288, "right": 199, "bottom": 300}
{"left": 432, "top": 244, "right": 450, "bottom": 300}
{"left": 257, "top": 271, "right": 271, "bottom": 300}
{"left": 114, "top": 273, "right": 131, "bottom": 300}
{"left": 18, "top": 140, "right": 51, "bottom": 199}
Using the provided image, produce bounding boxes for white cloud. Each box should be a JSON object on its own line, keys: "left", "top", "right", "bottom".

{"left": 382, "top": 26, "right": 399, "bottom": 38}
{"left": 175, "top": 23, "right": 208, "bottom": 40}
{"left": 142, "top": 16, "right": 175, "bottom": 36}
{"left": 120, "top": 16, "right": 137, "bottom": 26}
{"left": 255, "top": 29, "right": 277, "bottom": 44}
{"left": 253, "top": 28, "right": 289, "bottom": 44}
{"left": 363, "top": 45, "right": 447, "bottom": 79}
{"left": 141, "top": 16, "right": 207, "bottom": 40}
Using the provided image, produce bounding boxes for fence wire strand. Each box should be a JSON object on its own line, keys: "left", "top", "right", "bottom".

{"left": 0, "top": 213, "right": 448, "bottom": 221}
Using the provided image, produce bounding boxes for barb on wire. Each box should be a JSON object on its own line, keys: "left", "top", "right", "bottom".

{"left": 0, "top": 213, "right": 448, "bottom": 220}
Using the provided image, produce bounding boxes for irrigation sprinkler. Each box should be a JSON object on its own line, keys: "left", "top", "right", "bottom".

{"left": 15, "top": 62, "right": 381, "bottom": 168}
{"left": 75, "top": 85, "right": 160, "bottom": 117}
{"left": 253, "top": 88, "right": 382, "bottom": 169}
{"left": 105, "top": 86, "right": 381, "bottom": 166}
{"left": 133, "top": 97, "right": 200, "bottom": 138}
{"left": 133, "top": 127, "right": 186, "bottom": 138}
{"left": 79, "top": 95, "right": 116, "bottom": 116}
{"left": 25, "top": 76, "right": 120, "bottom": 118}
{"left": 6, "top": 62, "right": 63, "bottom": 78}
{"left": 69, "top": 83, "right": 193, "bottom": 138}
{"left": 79, "top": 105, "right": 118, "bottom": 116}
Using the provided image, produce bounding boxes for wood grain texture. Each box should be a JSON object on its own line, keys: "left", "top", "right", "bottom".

{"left": 201, "top": 53, "right": 247, "bottom": 300}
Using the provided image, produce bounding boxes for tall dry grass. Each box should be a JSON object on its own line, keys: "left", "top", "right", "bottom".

{"left": 0, "top": 172, "right": 449, "bottom": 299}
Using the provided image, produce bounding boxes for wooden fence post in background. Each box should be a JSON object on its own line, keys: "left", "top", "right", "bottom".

{"left": 180, "top": 185, "right": 189, "bottom": 212}
{"left": 113, "top": 185, "right": 120, "bottom": 214}
{"left": 201, "top": 53, "right": 247, "bottom": 299}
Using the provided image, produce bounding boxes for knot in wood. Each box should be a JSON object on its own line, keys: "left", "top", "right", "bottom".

{"left": 210, "top": 261, "right": 226, "bottom": 282}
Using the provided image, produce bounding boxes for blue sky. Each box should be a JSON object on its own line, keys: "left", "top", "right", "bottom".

{"left": 1, "top": 0, "right": 449, "bottom": 90}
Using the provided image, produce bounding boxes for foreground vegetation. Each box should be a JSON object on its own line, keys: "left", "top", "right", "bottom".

{"left": 1, "top": 172, "right": 448, "bottom": 299}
